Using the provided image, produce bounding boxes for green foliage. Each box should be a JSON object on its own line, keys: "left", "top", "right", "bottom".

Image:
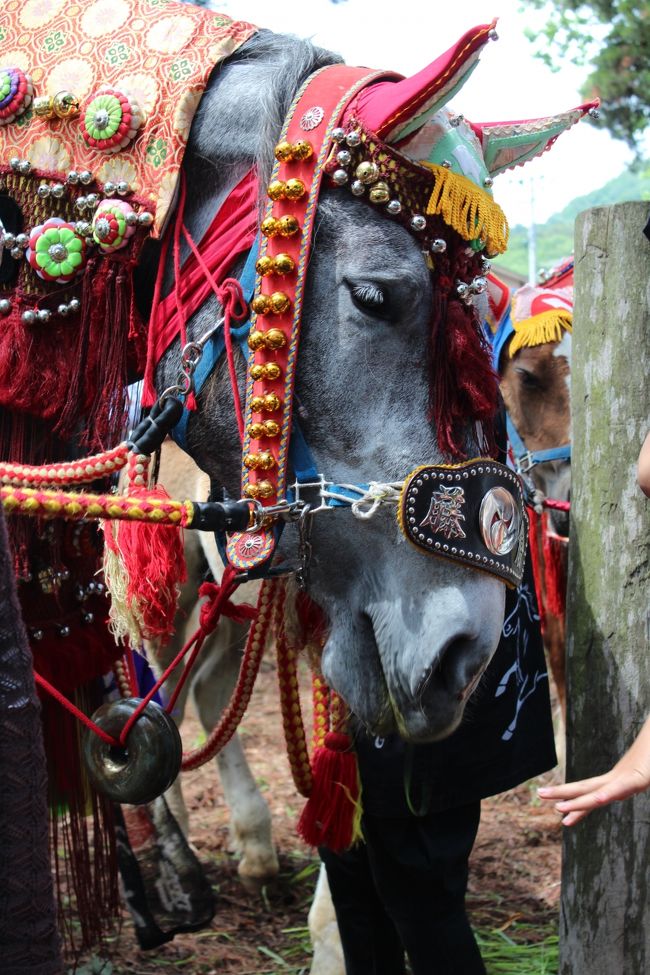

{"left": 494, "top": 160, "right": 650, "bottom": 277}
{"left": 523, "top": 0, "right": 650, "bottom": 150}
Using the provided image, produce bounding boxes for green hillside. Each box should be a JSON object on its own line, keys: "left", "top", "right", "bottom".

{"left": 494, "top": 163, "right": 650, "bottom": 279}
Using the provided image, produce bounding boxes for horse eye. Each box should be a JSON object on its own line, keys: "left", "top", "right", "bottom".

{"left": 516, "top": 367, "right": 542, "bottom": 390}
{"left": 350, "top": 283, "right": 390, "bottom": 318}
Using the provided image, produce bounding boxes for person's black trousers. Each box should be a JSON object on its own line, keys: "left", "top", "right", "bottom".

{"left": 320, "top": 801, "right": 485, "bottom": 975}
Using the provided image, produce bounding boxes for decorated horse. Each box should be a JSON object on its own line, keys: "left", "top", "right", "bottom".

{"left": 0, "top": 0, "right": 595, "bottom": 961}
{"left": 486, "top": 264, "right": 573, "bottom": 714}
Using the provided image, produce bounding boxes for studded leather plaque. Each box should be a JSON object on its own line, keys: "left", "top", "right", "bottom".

{"left": 398, "top": 460, "right": 528, "bottom": 587}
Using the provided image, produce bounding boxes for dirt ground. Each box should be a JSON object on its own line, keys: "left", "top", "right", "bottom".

{"left": 69, "top": 656, "right": 563, "bottom": 975}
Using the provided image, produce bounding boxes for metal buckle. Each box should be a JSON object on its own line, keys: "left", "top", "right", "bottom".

{"left": 516, "top": 451, "right": 535, "bottom": 474}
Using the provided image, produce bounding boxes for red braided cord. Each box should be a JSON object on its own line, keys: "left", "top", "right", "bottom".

{"left": 2, "top": 483, "right": 194, "bottom": 525}
{"left": 275, "top": 588, "right": 313, "bottom": 797}
{"left": 119, "top": 565, "right": 240, "bottom": 744}
{"left": 543, "top": 497, "right": 570, "bottom": 512}
{"left": 33, "top": 672, "right": 119, "bottom": 747}
{"left": 180, "top": 576, "right": 280, "bottom": 771}
{"left": 0, "top": 442, "right": 129, "bottom": 487}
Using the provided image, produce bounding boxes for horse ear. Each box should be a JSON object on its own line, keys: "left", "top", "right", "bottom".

{"left": 352, "top": 21, "right": 498, "bottom": 143}
{"left": 472, "top": 101, "right": 600, "bottom": 177}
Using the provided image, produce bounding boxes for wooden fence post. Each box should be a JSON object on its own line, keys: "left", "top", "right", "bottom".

{"left": 561, "top": 201, "right": 650, "bottom": 974}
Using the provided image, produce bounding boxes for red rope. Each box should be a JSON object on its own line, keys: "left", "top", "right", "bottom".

{"left": 543, "top": 497, "right": 570, "bottom": 512}
{"left": 33, "top": 672, "right": 119, "bottom": 747}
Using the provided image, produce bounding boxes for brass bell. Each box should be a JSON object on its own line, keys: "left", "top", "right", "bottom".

{"left": 250, "top": 365, "right": 266, "bottom": 381}
{"left": 278, "top": 215, "right": 300, "bottom": 237}
{"left": 244, "top": 483, "right": 260, "bottom": 499}
{"left": 244, "top": 453, "right": 261, "bottom": 469}
{"left": 274, "top": 141, "right": 294, "bottom": 162}
{"left": 292, "top": 140, "right": 313, "bottom": 161}
{"left": 263, "top": 392, "right": 281, "bottom": 411}
{"left": 263, "top": 419, "right": 280, "bottom": 437}
{"left": 267, "top": 180, "right": 286, "bottom": 201}
{"left": 273, "top": 253, "right": 295, "bottom": 275}
{"left": 251, "top": 294, "right": 271, "bottom": 315}
{"left": 248, "top": 421, "right": 266, "bottom": 438}
{"left": 257, "top": 480, "right": 275, "bottom": 499}
{"left": 269, "top": 291, "right": 290, "bottom": 314}
{"left": 255, "top": 256, "right": 274, "bottom": 277}
{"left": 247, "top": 330, "right": 266, "bottom": 351}
{"left": 250, "top": 395, "right": 266, "bottom": 413}
{"left": 284, "top": 178, "right": 306, "bottom": 200}
{"left": 257, "top": 451, "right": 276, "bottom": 470}
{"left": 82, "top": 698, "right": 182, "bottom": 805}
{"left": 33, "top": 95, "right": 55, "bottom": 119}
{"left": 53, "top": 91, "right": 80, "bottom": 119}
{"left": 264, "top": 363, "right": 281, "bottom": 380}
{"left": 264, "top": 328, "right": 286, "bottom": 350}
{"left": 261, "top": 217, "right": 279, "bottom": 238}
{"left": 369, "top": 181, "right": 390, "bottom": 204}
{"left": 355, "top": 161, "right": 380, "bottom": 184}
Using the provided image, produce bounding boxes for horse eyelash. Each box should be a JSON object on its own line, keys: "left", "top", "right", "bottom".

{"left": 352, "top": 284, "right": 385, "bottom": 307}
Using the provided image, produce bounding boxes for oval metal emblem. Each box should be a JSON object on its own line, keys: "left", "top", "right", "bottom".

{"left": 300, "top": 106, "right": 324, "bottom": 131}
{"left": 479, "top": 487, "right": 520, "bottom": 555}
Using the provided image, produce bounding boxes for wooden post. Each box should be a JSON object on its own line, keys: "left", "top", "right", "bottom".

{"left": 561, "top": 201, "right": 650, "bottom": 974}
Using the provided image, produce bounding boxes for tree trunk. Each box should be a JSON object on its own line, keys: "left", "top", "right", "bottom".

{"left": 561, "top": 201, "right": 650, "bottom": 973}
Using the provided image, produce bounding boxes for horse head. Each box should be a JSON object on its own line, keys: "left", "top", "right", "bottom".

{"left": 492, "top": 275, "right": 573, "bottom": 536}
{"left": 149, "top": 22, "right": 593, "bottom": 741}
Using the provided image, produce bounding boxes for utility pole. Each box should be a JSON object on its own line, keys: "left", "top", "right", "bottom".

{"left": 527, "top": 175, "right": 537, "bottom": 284}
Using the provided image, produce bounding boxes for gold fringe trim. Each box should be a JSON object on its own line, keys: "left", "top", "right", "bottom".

{"left": 509, "top": 310, "right": 573, "bottom": 357}
{"left": 421, "top": 162, "right": 509, "bottom": 255}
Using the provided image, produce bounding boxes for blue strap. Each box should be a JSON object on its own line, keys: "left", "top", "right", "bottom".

{"left": 172, "top": 239, "right": 259, "bottom": 452}
{"left": 506, "top": 414, "right": 571, "bottom": 472}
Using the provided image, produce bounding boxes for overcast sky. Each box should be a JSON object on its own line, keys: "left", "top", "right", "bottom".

{"left": 218, "top": 0, "right": 645, "bottom": 226}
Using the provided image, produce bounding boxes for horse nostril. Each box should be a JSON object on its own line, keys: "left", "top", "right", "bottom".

{"left": 416, "top": 634, "right": 476, "bottom": 702}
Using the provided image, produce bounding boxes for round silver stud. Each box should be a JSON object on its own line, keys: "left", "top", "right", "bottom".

{"left": 332, "top": 127, "right": 346, "bottom": 143}
{"left": 386, "top": 199, "right": 402, "bottom": 215}
{"left": 58, "top": 303, "right": 70, "bottom": 317}
{"left": 51, "top": 183, "right": 66, "bottom": 199}
{"left": 74, "top": 221, "right": 91, "bottom": 236}
{"left": 21, "top": 310, "right": 37, "bottom": 325}
{"left": 346, "top": 130, "right": 361, "bottom": 147}
{"left": 0, "top": 299, "right": 12, "bottom": 316}
{"left": 15, "top": 234, "right": 29, "bottom": 249}
{"left": 103, "top": 181, "right": 116, "bottom": 195}
{"left": 48, "top": 243, "right": 67, "bottom": 263}
{"left": 67, "top": 170, "right": 80, "bottom": 185}
{"left": 332, "top": 169, "right": 349, "bottom": 186}
{"left": 125, "top": 211, "right": 138, "bottom": 226}
{"left": 336, "top": 149, "right": 352, "bottom": 166}
{"left": 137, "top": 211, "right": 154, "bottom": 227}
{"left": 410, "top": 214, "right": 427, "bottom": 232}
{"left": 9, "top": 157, "right": 21, "bottom": 171}
{"left": 116, "top": 181, "right": 130, "bottom": 196}
{"left": 85, "top": 193, "right": 99, "bottom": 208}
{"left": 79, "top": 170, "right": 93, "bottom": 185}
{"left": 350, "top": 180, "right": 365, "bottom": 196}
{"left": 68, "top": 297, "right": 81, "bottom": 313}
{"left": 18, "top": 160, "right": 31, "bottom": 175}
{"left": 75, "top": 196, "right": 88, "bottom": 211}
{"left": 431, "top": 238, "right": 447, "bottom": 253}
{"left": 37, "top": 184, "right": 51, "bottom": 199}
{"left": 36, "top": 308, "right": 52, "bottom": 324}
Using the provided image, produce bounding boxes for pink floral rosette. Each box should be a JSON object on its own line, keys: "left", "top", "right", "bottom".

{"left": 27, "top": 217, "right": 88, "bottom": 283}
{"left": 91, "top": 199, "right": 137, "bottom": 252}
{"left": 80, "top": 86, "right": 143, "bottom": 153}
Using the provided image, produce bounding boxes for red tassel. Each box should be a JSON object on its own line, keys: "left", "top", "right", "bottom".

{"left": 542, "top": 513, "right": 568, "bottom": 619}
{"left": 297, "top": 731, "right": 361, "bottom": 853}
{"left": 104, "top": 482, "right": 187, "bottom": 646}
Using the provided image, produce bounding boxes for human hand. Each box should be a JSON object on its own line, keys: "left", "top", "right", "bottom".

{"left": 538, "top": 716, "right": 650, "bottom": 825}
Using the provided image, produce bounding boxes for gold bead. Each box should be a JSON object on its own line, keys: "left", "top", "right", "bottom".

{"left": 251, "top": 395, "right": 266, "bottom": 413}
{"left": 369, "top": 181, "right": 390, "bottom": 204}
{"left": 267, "top": 180, "right": 286, "bottom": 201}
{"left": 52, "top": 91, "right": 80, "bottom": 119}
{"left": 247, "top": 330, "right": 266, "bottom": 351}
{"left": 33, "top": 96, "right": 55, "bottom": 119}
{"left": 263, "top": 420, "right": 280, "bottom": 437}
{"left": 250, "top": 365, "right": 265, "bottom": 381}
{"left": 285, "top": 178, "right": 306, "bottom": 200}
{"left": 269, "top": 291, "right": 291, "bottom": 314}
{"left": 261, "top": 217, "right": 279, "bottom": 238}
{"left": 278, "top": 215, "right": 299, "bottom": 237}
{"left": 244, "top": 484, "right": 260, "bottom": 499}
{"left": 273, "top": 253, "right": 295, "bottom": 275}
{"left": 264, "top": 363, "right": 281, "bottom": 380}
{"left": 257, "top": 451, "right": 276, "bottom": 470}
{"left": 255, "top": 256, "right": 274, "bottom": 277}
{"left": 257, "top": 480, "right": 275, "bottom": 499}
{"left": 274, "top": 141, "right": 294, "bottom": 162}
{"left": 248, "top": 422, "right": 265, "bottom": 439}
{"left": 244, "top": 453, "right": 261, "bottom": 469}
{"left": 263, "top": 393, "right": 281, "bottom": 411}
{"left": 355, "top": 161, "right": 380, "bottom": 184}
{"left": 264, "top": 328, "right": 286, "bottom": 350}
{"left": 292, "top": 140, "right": 313, "bottom": 161}
{"left": 251, "top": 294, "right": 271, "bottom": 315}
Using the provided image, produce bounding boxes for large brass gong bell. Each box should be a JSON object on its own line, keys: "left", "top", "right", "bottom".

{"left": 83, "top": 697, "right": 182, "bottom": 805}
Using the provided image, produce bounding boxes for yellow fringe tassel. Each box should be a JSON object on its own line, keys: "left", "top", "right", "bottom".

{"left": 422, "top": 162, "right": 509, "bottom": 255}
{"left": 509, "top": 310, "right": 573, "bottom": 357}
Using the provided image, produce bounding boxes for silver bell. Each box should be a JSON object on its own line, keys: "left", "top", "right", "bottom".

{"left": 410, "top": 215, "right": 427, "bottom": 232}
